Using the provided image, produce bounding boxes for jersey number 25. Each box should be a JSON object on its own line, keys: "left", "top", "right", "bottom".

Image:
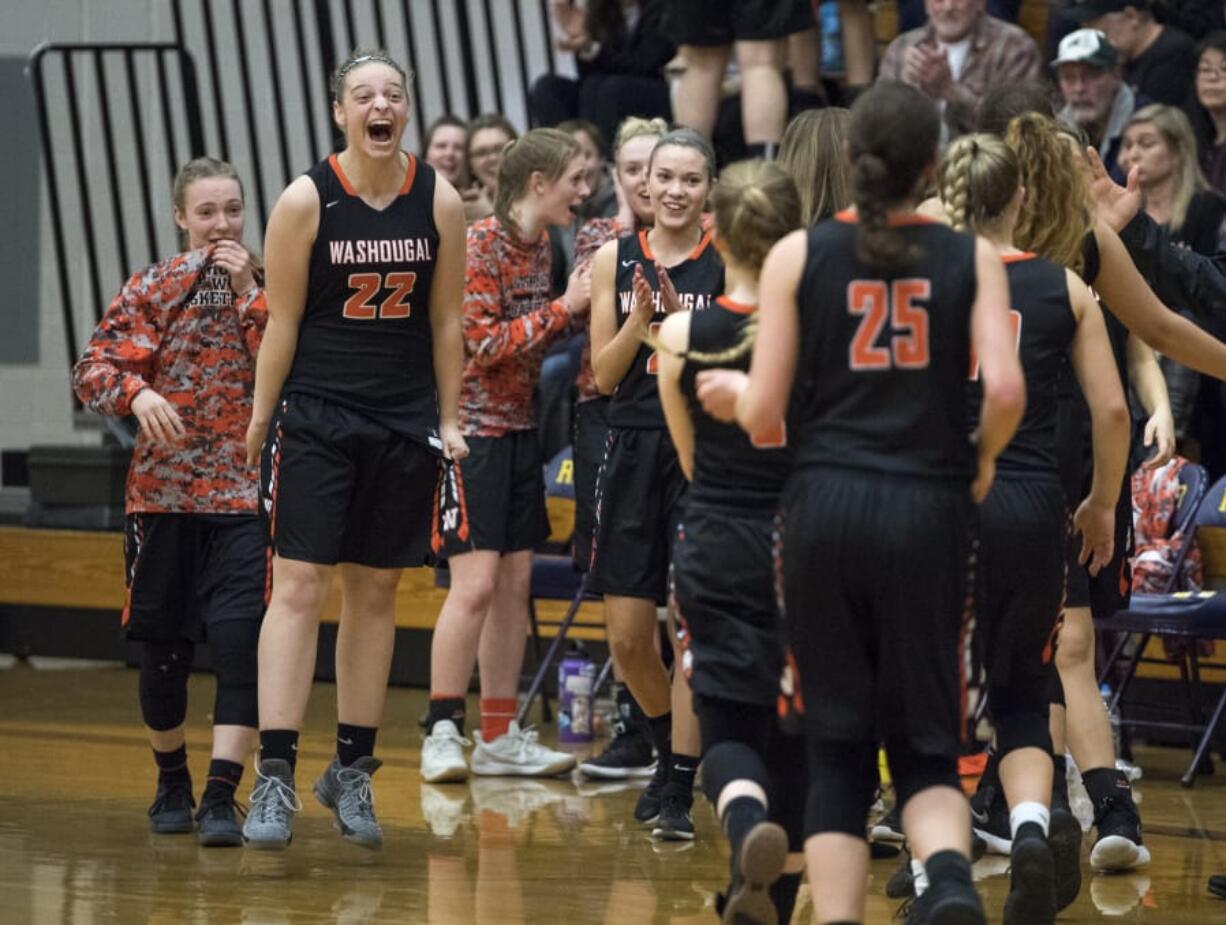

{"left": 847, "top": 279, "right": 930, "bottom": 370}
{"left": 343, "top": 271, "right": 418, "bottom": 320}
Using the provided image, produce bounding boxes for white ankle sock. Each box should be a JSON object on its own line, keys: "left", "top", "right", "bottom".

{"left": 911, "top": 857, "right": 929, "bottom": 896}
{"left": 1009, "top": 801, "right": 1051, "bottom": 838}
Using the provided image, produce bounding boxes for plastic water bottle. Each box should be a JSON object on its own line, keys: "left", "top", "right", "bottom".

{"left": 558, "top": 643, "right": 596, "bottom": 744}
{"left": 1100, "top": 683, "right": 1122, "bottom": 757}
{"left": 820, "top": 1, "right": 844, "bottom": 76}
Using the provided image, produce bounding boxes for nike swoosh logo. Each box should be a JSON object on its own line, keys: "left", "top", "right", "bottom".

{"left": 970, "top": 808, "right": 988, "bottom": 825}
{"left": 325, "top": 200, "right": 340, "bottom": 208}
{"left": 621, "top": 259, "right": 636, "bottom": 268}
{"left": 338, "top": 737, "right": 354, "bottom": 745}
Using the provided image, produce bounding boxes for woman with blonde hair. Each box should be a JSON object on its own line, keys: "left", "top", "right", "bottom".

{"left": 778, "top": 107, "right": 851, "bottom": 225}
{"left": 938, "top": 131, "right": 1130, "bottom": 920}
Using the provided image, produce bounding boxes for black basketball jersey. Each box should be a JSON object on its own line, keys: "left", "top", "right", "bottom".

{"left": 679, "top": 296, "right": 791, "bottom": 510}
{"left": 968, "top": 254, "right": 1076, "bottom": 478}
{"left": 607, "top": 228, "right": 724, "bottom": 429}
{"left": 282, "top": 153, "right": 440, "bottom": 447}
{"left": 791, "top": 213, "right": 977, "bottom": 481}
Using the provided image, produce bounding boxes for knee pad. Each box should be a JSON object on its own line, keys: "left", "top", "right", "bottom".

{"left": 803, "top": 739, "right": 877, "bottom": 839}
{"left": 990, "top": 699, "right": 1052, "bottom": 759}
{"left": 1047, "top": 662, "right": 1065, "bottom": 708}
{"left": 701, "top": 740, "right": 769, "bottom": 807}
{"left": 887, "top": 742, "right": 960, "bottom": 809}
{"left": 207, "top": 619, "right": 260, "bottom": 728}
{"left": 139, "top": 638, "right": 194, "bottom": 731}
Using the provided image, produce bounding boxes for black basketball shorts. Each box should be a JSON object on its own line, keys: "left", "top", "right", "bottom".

{"left": 571, "top": 396, "right": 610, "bottom": 572}
{"left": 779, "top": 471, "right": 975, "bottom": 759}
{"left": 667, "top": 0, "right": 813, "bottom": 46}
{"left": 436, "top": 430, "right": 550, "bottom": 557}
{"left": 262, "top": 392, "right": 439, "bottom": 569}
{"left": 123, "top": 513, "right": 266, "bottom": 641}
{"left": 671, "top": 503, "right": 784, "bottom": 706}
{"left": 589, "top": 426, "right": 687, "bottom": 604}
{"left": 978, "top": 477, "right": 1067, "bottom": 695}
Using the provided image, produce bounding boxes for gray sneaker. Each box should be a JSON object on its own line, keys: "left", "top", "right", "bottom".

{"left": 242, "top": 759, "right": 300, "bottom": 850}
{"left": 314, "top": 755, "right": 384, "bottom": 848}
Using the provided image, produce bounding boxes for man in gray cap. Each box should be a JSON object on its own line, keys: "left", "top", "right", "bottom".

{"left": 1055, "top": 27, "right": 1147, "bottom": 181}
{"left": 1065, "top": 0, "right": 1194, "bottom": 105}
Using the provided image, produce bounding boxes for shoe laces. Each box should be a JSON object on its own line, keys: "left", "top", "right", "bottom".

{"left": 149, "top": 780, "right": 194, "bottom": 816}
{"left": 336, "top": 765, "right": 376, "bottom": 819}
{"left": 660, "top": 790, "right": 691, "bottom": 819}
{"left": 505, "top": 724, "right": 546, "bottom": 757}
{"left": 250, "top": 767, "right": 302, "bottom": 820}
{"left": 430, "top": 726, "right": 473, "bottom": 749}
{"left": 196, "top": 794, "right": 247, "bottom": 822}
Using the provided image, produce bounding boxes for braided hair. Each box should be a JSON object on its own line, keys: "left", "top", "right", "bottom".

{"left": 937, "top": 134, "right": 1020, "bottom": 234}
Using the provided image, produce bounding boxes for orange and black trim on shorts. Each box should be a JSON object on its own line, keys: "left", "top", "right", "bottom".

{"left": 262, "top": 401, "right": 286, "bottom": 605}
{"left": 431, "top": 457, "right": 470, "bottom": 555}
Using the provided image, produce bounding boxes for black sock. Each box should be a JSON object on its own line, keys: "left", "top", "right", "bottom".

{"left": 154, "top": 744, "right": 190, "bottom": 785}
{"left": 924, "top": 849, "right": 973, "bottom": 886}
{"left": 1082, "top": 766, "right": 1133, "bottom": 808}
{"left": 722, "top": 794, "right": 767, "bottom": 847}
{"left": 746, "top": 142, "right": 779, "bottom": 161}
{"left": 1051, "top": 753, "right": 1070, "bottom": 809}
{"left": 770, "top": 871, "right": 802, "bottom": 923}
{"left": 616, "top": 684, "right": 648, "bottom": 738}
{"left": 337, "top": 723, "right": 378, "bottom": 766}
{"left": 202, "top": 758, "right": 243, "bottom": 804}
{"left": 668, "top": 753, "right": 699, "bottom": 798}
{"left": 428, "top": 697, "right": 467, "bottom": 736}
{"left": 979, "top": 744, "right": 1001, "bottom": 789}
{"left": 259, "top": 729, "right": 299, "bottom": 772}
{"left": 647, "top": 712, "right": 672, "bottom": 776}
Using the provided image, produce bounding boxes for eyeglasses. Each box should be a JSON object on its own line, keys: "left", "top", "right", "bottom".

{"left": 1198, "top": 64, "right": 1226, "bottom": 80}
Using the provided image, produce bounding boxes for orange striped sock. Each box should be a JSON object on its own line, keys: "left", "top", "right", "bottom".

{"left": 480, "top": 698, "right": 517, "bottom": 741}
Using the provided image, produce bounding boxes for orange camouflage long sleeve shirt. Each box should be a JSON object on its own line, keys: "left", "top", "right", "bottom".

{"left": 459, "top": 216, "right": 575, "bottom": 436}
{"left": 71, "top": 246, "right": 267, "bottom": 514}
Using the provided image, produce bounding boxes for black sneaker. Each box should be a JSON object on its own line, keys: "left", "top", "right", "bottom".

{"left": 634, "top": 761, "right": 667, "bottom": 824}
{"left": 722, "top": 820, "right": 787, "bottom": 924}
{"left": 969, "top": 780, "right": 1011, "bottom": 856}
{"left": 148, "top": 778, "right": 195, "bottom": 834}
{"left": 1209, "top": 874, "right": 1226, "bottom": 899}
{"left": 1003, "top": 829, "right": 1055, "bottom": 925}
{"left": 870, "top": 803, "right": 905, "bottom": 844}
{"left": 903, "top": 876, "right": 986, "bottom": 925}
{"left": 1090, "top": 794, "right": 1150, "bottom": 872}
{"left": 578, "top": 722, "right": 655, "bottom": 780}
{"left": 1048, "top": 805, "right": 1082, "bottom": 910}
{"left": 886, "top": 846, "right": 916, "bottom": 899}
{"left": 652, "top": 788, "right": 695, "bottom": 841}
{"left": 195, "top": 794, "right": 244, "bottom": 847}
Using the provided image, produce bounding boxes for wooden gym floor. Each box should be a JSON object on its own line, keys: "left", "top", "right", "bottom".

{"left": 0, "top": 662, "right": 1224, "bottom": 924}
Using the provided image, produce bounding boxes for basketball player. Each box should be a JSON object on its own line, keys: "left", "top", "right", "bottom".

{"left": 938, "top": 131, "right": 1130, "bottom": 921}
{"left": 654, "top": 159, "right": 805, "bottom": 924}
{"left": 588, "top": 128, "right": 725, "bottom": 839}
{"left": 700, "top": 82, "right": 1024, "bottom": 924}
{"left": 241, "top": 49, "right": 467, "bottom": 850}
{"left": 571, "top": 116, "right": 670, "bottom": 782}
{"left": 421, "top": 128, "right": 593, "bottom": 782}
{"left": 72, "top": 157, "right": 265, "bottom": 847}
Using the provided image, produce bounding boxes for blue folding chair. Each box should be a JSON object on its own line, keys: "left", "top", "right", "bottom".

{"left": 1095, "top": 467, "right": 1226, "bottom": 787}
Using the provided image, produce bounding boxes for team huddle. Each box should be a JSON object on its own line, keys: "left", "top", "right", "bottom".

{"left": 69, "top": 40, "right": 1226, "bottom": 925}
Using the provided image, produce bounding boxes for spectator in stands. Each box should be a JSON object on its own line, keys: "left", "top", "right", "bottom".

{"left": 423, "top": 115, "right": 469, "bottom": 188}
{"left": 1120, "top": 104, "right": 1226, "bottom": 476}
{"left": 1189, "top": 32, "right": 1226, "bottom": 196}
{"left": 1066, "top": 1, "right": 1195, "bottom": 106}
{"left": 899, "top": 0, "right": 1021, "bottom": 29}
{"left": 530, "top": 0, "right": 674, "bottom": 146}
{"left": 464, "top": 114, "right": 518, "bottom": 225}
{"left": 1055, "top": 27, "right": 1144, "bottom": 181}
{"left": 670, "top": 0, "right": 815, "bottom": 159}
{"left": 877, "top": 0, "right": 1042, "bottom": 140}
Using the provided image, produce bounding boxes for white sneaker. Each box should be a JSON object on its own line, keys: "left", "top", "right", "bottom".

{"left": 470, "top": 721, "right": 577, "bottom": 777}
{"left": 421, "top": 720, "right": 471, "bottom": 783}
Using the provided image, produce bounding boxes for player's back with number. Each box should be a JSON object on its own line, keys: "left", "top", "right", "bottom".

{"left": 284, "top": 153, "right": 439, "bottom": 438}
{"left": 794, "top": 212, "right": 977, "bottom": 481}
